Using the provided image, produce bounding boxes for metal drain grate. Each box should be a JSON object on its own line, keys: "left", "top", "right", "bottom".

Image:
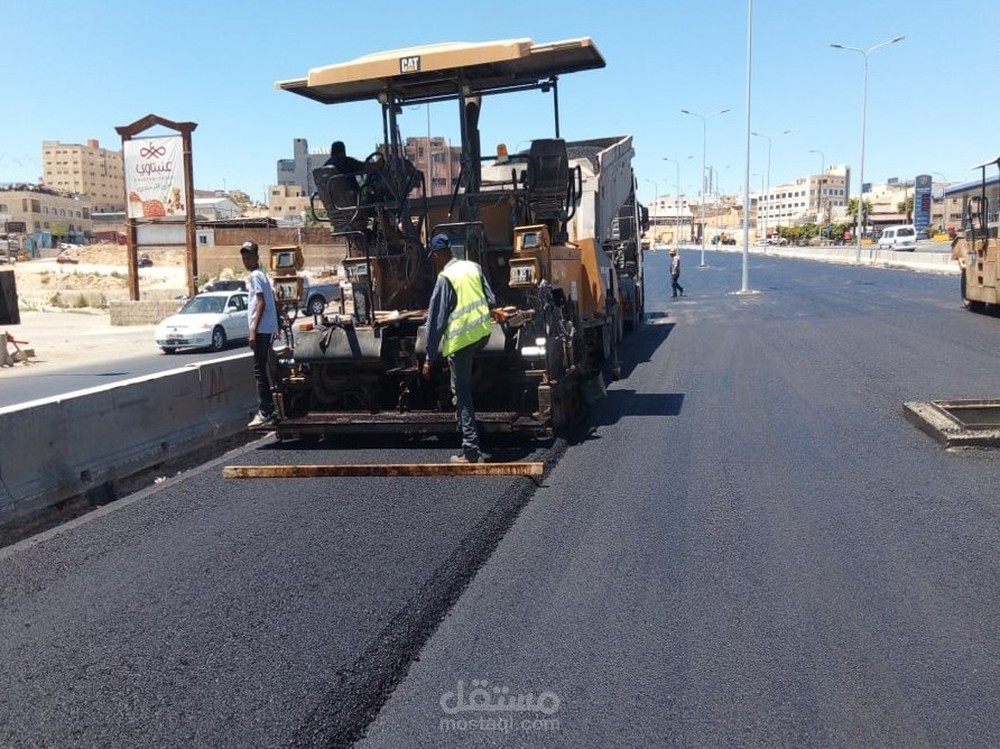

{"left": 903, "top": 399, "right": 1000, "bottom": 447}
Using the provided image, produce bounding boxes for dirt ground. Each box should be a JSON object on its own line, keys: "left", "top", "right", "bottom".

{"left": 2, "top": 308, "right": 161, "bottom": 375}
{"left": 10, "top": 245, "right": 331, "bottom": 308}
{"left": 12, "top": 247, "right": 195, "bottom": 307}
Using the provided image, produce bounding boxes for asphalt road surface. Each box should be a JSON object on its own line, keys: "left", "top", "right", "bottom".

{"left": 2, "top": 250, "right": 998, "bottom": 748}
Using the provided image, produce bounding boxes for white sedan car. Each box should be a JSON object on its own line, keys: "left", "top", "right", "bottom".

{"left": 155, "top": 291, "right": 250, "bottom": 353}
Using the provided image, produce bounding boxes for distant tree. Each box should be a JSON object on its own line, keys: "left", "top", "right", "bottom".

{"left": 303, "top": 209, "right": 326, "bottom": 228}
{"left": 896, "top": 195, "right": 914, "bottom": 223}
{"left": 228, "top": 189, "right": 252, "bottom": 214}
{"left": 847, "top": 197, "right": 874, "bottom": 226}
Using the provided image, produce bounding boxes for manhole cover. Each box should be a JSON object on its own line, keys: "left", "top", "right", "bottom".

{"left": 903, "top": 399, "right": 1000, "bottom": 447}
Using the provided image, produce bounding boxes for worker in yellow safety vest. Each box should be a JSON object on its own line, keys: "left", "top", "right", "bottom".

{"left": 421, "top": 233, "right": 505, "bottom": 463}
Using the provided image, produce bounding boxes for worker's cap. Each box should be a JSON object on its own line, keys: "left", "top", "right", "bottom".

{"left": 239, "top": 240, "right": 259, "bottom": 254}
{"left": 669, "top": 248, "right": 677, "bottom": 254}
{"left": 427, "top": 233, "right": 451, "bottom": 257}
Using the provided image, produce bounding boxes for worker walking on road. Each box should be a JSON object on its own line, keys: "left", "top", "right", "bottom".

{"left": 422, "top": 233, "right": 501, "bottom": 464}
{"left": 240, "top": 241, "right": 280, "bottom": 428}
{"left": 670, "top": 247, "right": 684, "bottom": 298}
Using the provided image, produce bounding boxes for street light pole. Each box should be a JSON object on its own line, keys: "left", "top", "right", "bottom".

{"left": 663, "top": 155, "right": 691, "bottom": 250}
{"left": 741, "top": 0, "right": 754, "bottom": 293}
{"left": 751, "top": 129, "right": 789, "bottom": 242}
{"left": 681, "top": 108, "right": 729, "bottom": 267}
{"left": 809, "top": 148, "right": 825, "bottom": 240}
{"left": 831, "top": 35, "right": 905, "bottom": 264}
{"left": 644, "top": 178, "right": 659, "bottom": 238}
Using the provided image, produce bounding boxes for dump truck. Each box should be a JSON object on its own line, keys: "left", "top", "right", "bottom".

{"left": 266, "top": 37, "right": 642, "bottom": 440}
{"left": 952, "top": 156, "right": 1000, "bottom": 312}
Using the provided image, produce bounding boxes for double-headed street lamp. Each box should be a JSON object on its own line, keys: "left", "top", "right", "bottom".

{"left": 809, "top": 148, "right": 825, "bottom": 240}
{"left": 830, "top": 35, "right": 905, "bottom": 264}
{"left": 662, "top": 155, "right": 692, "bottom": 250}
{"left": 681, "top": 107, "right": 729, "bottom": 267}
{"left": 750, "top": 129, "right": 789, "bottom": 241}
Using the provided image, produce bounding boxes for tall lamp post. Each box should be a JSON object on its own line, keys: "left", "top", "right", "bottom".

{"left": 644, "top": 178, "right": 659, "bottom": 240}
{"left": 831, "top": 35, "right": 905, "bottom": 264}
{"left": 662, "top": 155, "right": 692, "bottom": 250}
{"left": 750, "top": 129, "right": 789, "bottom": 242}
{"left": 809, "top": 148, "right": 825, "bottom": 241}
{"left": 740, "top": 0, "right": 754, "bottom": 293}
{"left": 681, "top": 107, "right": 729, "bottom": 267}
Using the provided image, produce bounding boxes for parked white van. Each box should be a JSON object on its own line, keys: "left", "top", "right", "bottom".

{"left": 877, "top": 224, "right": 917, "bottom": 251}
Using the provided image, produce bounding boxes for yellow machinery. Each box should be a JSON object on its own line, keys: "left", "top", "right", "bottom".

{"left": 952, "top": 157, "right": 1000, "bottom": 311}
{"left": 266, "top": 38, "right": 639, "bottom": 440}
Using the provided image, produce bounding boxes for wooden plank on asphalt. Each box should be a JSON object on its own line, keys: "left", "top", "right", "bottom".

{"left": 222, "top": 462, "right": 545, "bottom": 479}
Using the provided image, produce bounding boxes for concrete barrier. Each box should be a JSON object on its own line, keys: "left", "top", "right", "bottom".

{"left": 0, "top": 355, "right": 258, "bottom": 530}
{"left": 197, "top": 354, "right": 258, "bottom": 435}
{"left": 708, "top": 243, "right": 960, "bottom": 275}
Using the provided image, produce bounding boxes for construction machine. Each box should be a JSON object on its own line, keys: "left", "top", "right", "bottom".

{"left": 267, "top": 37, "right": 642, "bottom": 441}
{"left": 952, "top": 157, "right": 1000, "bottom": 312}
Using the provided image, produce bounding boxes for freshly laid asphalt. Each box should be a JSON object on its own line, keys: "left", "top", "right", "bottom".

{"left": 1, "top": 248, "right": 997, "bottom": 748}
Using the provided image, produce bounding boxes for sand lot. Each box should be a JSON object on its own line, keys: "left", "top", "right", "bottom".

{"left": 2, "top": 309, "right": 163, "bottom": 375}
{"left": 2, "top": 247, "right": 193, "bottom": 372}
{"left": 10, "top": 246, "right": 194, "bottom": 307}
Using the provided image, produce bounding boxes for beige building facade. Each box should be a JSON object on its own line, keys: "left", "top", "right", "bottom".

{"left": 267, "top": 183, "right": 311, "bottom": 224}
{"left": 42, "top": 139, "right": 125, "bottom": 212}
{"left": 0, "top": 185, "right": 93, "bottom": 245}
{"left": 760, "top": 165, "right": 850, "bottom": 231}
{"left": 402, "top": 136, "right": 462, "bottom": 197}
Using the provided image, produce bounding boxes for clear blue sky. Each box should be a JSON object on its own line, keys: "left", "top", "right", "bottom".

{"left": 2, "top": 0, "right": 996, "bottom": 204}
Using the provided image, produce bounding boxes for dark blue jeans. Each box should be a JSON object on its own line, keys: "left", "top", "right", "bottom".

{"left": 671, "top": 275, "right": 684, "bottom": 296}
{"left": 448, "top": 337, "right": 487, "bottom": 454}
{"left": 252, "top": 333, "right": 275, "bottom": 417}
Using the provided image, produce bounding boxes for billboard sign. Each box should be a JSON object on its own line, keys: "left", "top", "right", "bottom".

{"left": 124, "top": 135, "right": 185, "bottom": 220}
{"left": 914, "top": 174, "right": 932, "bottom": 233}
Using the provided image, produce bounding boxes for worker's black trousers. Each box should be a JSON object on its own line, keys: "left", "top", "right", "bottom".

{"left": 252, "top": 333, "right": 275, "bottom": 417}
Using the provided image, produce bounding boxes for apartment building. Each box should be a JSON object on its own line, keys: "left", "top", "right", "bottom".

{"left": 42, "top": 139, "right": 125, "bottom": 212}
{"left": 267, "top": 183, "right": 310, "bottom": 224}
{"left": 0, "top": 184, "right": 93, "bottom": 246}
{"left": 759, "top": 165, "right": 850, "bottom": 231}
{"left": 276, "top": 138, "right": 329, "bottom": 197}
{"left": 401, "top": 136, "right": 462, "bottom": 197}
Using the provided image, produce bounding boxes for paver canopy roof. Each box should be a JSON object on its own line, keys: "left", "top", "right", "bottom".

{"left": 275, "top": 37, "right": 605, "bottom": 105}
